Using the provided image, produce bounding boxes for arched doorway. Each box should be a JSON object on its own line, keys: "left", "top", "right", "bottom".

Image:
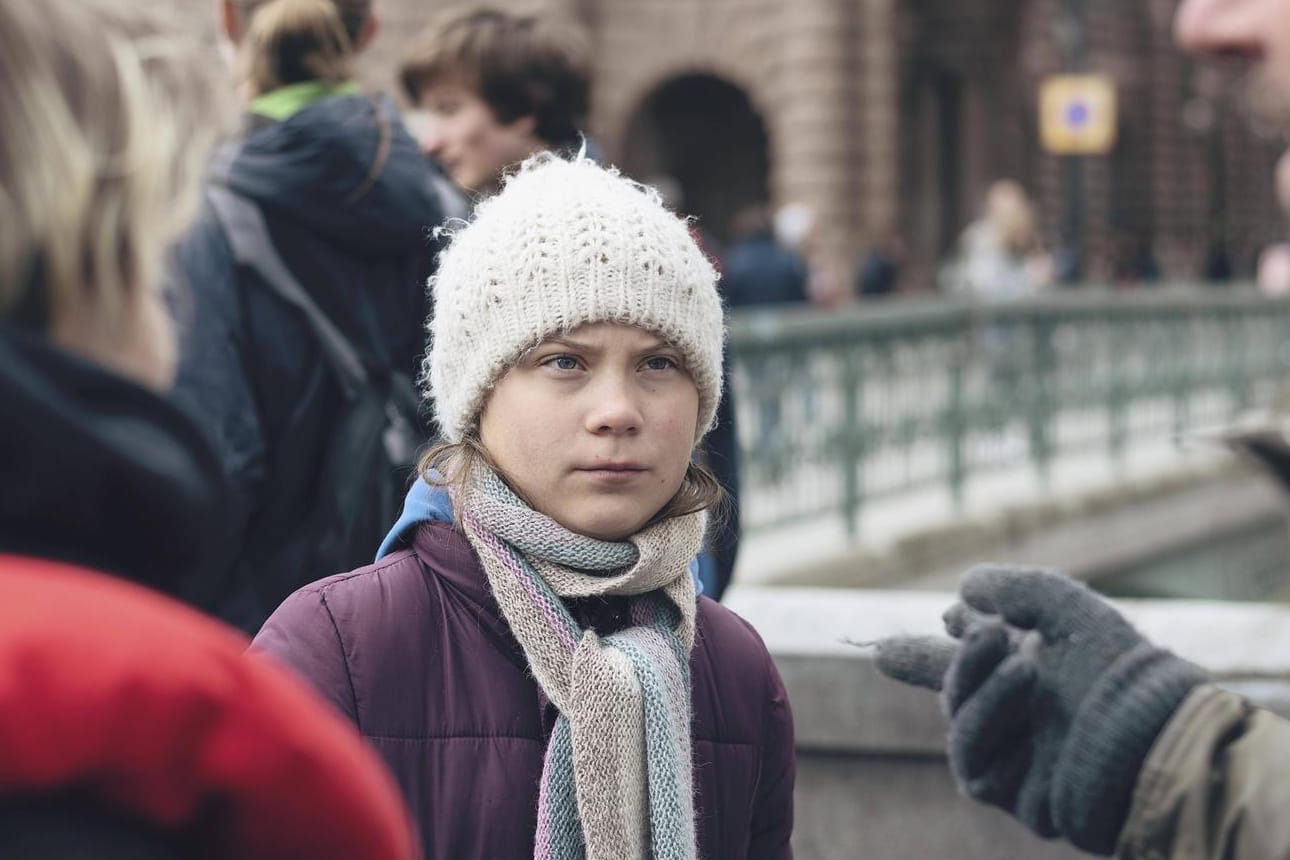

{"left": 620, "top": 74, "right": 770, "bottom": 249}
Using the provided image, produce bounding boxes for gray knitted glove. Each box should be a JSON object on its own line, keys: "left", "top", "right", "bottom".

{"left": 874, "top": 565, "right": 1206, "bottom": 856}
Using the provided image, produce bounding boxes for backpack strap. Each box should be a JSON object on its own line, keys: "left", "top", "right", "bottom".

{"left": 204, "top": 183, "right": 389, "bottom": 611}
{"left": 205, "top": 184, "right": 369, "bottom": 399}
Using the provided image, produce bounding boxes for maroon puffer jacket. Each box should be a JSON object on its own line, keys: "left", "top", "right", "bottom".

{"left": 254, "top": 520, "right": 795, "bottom": 859}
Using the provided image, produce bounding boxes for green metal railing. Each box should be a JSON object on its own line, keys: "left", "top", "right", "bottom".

{"left": 728, "top": 288, "right": 1290, "bottom": 536}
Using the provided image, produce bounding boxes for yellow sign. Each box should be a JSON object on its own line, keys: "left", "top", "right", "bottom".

{"left": 1040, "top": 75, "right": 1118, "bottom": 155}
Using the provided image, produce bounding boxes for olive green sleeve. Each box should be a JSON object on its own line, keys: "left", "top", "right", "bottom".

{"left": 1117, "top": 684, "right": 1290, "bottom": 859}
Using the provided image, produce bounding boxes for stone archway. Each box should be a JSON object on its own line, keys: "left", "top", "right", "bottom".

{"left": 619, "top": 73, "right": 770, "bottom": 247}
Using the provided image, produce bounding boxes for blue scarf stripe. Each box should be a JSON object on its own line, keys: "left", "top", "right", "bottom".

{"left": 609, "top": 634, "right": 694, "bottom": 860}
{"left": 544, "top": 718, "right": 587, "bottom": 860}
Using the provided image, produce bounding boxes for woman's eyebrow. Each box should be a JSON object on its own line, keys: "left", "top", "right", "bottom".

{"left": 539, "top": 336, "right": 676, "bottom": 353}
{"left": 542, "top": 337, "right": 598, "bottom": 352}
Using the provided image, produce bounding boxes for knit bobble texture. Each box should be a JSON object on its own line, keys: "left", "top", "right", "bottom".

{"left": 426, "top": 154, "right": 725, "bottom": 444}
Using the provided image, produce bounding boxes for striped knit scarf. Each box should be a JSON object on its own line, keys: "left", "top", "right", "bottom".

{"left": 457, "top": 466, "right": 703, "bottom": 860}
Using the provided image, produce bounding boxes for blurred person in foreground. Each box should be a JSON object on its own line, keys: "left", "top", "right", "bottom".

{"left": 170, "top": 0, "right": 444, "bottom": 632}
{"left": 398, "top": 5, "right": 591, "bottom": 198}
{"left": 0, "top": 0, "right": 416, "bottom": 856}
{"left": 873, "top": 7, "right": 1290, "bottom": 857}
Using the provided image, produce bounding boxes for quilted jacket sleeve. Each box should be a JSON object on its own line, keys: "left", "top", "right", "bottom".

{"left": 748, "top": 642, "right": 796, "bottom": 859}
{"left": 252, "top": 584, "right": 359, "bottom": 726}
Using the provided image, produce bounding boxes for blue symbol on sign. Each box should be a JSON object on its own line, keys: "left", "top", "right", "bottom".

{"left": 1066, "top": 101, "right": 1091, "bottom": 127}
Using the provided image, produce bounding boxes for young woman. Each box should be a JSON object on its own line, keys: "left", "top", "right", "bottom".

{"left": 0, "top": 0, "right": 415, "bottom": 856}
{"left": 255, "top": 155, "right": 796, "bottom": 858}
{"left": 170, "top": 0, "right": 445, "bottom": 632}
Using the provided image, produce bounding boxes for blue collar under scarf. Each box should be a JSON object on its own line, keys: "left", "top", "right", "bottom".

{"left": 376, "top": 478, "right": 707, "bottom": 596}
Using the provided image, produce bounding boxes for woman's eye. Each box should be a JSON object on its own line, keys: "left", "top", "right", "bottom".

{"left": 644, "top": 356, "right": 678, "bottom": 372}
{"left": 545, "top": 355, "right": 580, "bottom": 371}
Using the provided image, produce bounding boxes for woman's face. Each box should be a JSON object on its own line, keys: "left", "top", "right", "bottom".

{"left": 478, "top": 322, "right": 699, "bottom": 541}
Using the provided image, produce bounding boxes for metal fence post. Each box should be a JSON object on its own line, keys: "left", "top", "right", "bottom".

{"left": 946, "top": 325, "right": 969, "bottom": 510}
{"left": 1171, "top": 312, "right": 1193, "bottom": 441}
{"left": 1107, "top": 317, "right": 1128, "bottom": 462}
{"left": 1226, "top": 308, "right": 1252, "bottom": 418}
{"left": 1029, "top": 317, "right": 1056, "bottom": 484}
{"left": 841, "top": 348, "right": 864, "bottom": 537}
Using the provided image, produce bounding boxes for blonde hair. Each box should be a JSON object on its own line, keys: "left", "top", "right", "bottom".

{"left": 0, "top": 0, "right": 224, "bottom": 338}
{"left": 985, "top": 180, "right": 1040, "bottom": 256}
{"left": 232, "top": 0, "right": 370, "bottom": 96}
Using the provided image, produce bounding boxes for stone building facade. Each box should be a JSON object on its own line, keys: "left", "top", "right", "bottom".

{"left": 205, "top": 0, "right": 1287, "bottom": 289}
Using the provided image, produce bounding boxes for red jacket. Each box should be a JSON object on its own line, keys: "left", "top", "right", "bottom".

{"left": 0, "top": 554, "right": 418, "bottom": 859}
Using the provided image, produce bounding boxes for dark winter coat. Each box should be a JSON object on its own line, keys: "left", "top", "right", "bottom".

{"left": 169, "top": 93, "right": 444, "bottom": 632}
{"left": 0, "top": 327, "right": 417, "bottom": 859}
{"left": 0, "top": 325, "right": 229, "bottom": 602}
{"left": 254, "top": 510, "right": 796, "bottom": 859}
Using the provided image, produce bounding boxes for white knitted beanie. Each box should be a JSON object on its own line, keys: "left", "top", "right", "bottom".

{"left": 426, "top": 154, "right": 725, "bottom": 444}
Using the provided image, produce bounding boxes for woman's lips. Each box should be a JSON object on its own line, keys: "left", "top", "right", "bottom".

{"left": 577, "top": 466, "right": 648, "bottom": 483}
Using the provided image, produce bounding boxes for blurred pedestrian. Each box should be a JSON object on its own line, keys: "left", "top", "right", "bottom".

{"left": 398, "top": 5, "right": 591, "bottom": 197}
{"left": 942, "top": 179, "right": 1050, "bottom": 401}
{"left": 941, "top": 179, "right": 1052, "bottom": 301}
{"left": 170, "top": 0, "right": 445, "bottom": 632}
{"left": 722, "top": 204, "right": 810, "bottom": 308}
{"left": 255, "top": 157, "right": 795, "bottom": 859}
{"left": 856, "top": 232, "right": 906, "bottom": 298}
{"left": 723, "top": 204, "right": 814, "bottom": 482}
{"left": 1111, "top": 230, "right": 1163, "bottom": 287}
{"left": 1202, "top": 239, "right": 1236, "bottom": 283}
{"left": 871, "top": 4, "right": 1290, "bottom": 856}
{"left": 774, "top": 202, "right": 850, "bottom": 307}
{"left": 0, "top": 1, "right": 416, "bottom": 856}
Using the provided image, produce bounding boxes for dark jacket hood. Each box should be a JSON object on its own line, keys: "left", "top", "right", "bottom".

{"left": 219, "top": 94, "right": 439, "bottom": 257}
{"left": 0, "top": 327, "right": 232, "bottom": 606}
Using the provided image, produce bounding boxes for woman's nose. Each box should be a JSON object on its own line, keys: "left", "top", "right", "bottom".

{"left": 585, "top": 379, "right": 644, "bottom": 435}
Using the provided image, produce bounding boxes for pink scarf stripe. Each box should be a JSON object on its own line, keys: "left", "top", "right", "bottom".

{"left": 463, "top": 511, "right": 580, "bottom": 654}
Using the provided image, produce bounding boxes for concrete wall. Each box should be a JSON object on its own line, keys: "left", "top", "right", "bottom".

{"left": 724, "top": 587, "right": 1290, "bottom": 860}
